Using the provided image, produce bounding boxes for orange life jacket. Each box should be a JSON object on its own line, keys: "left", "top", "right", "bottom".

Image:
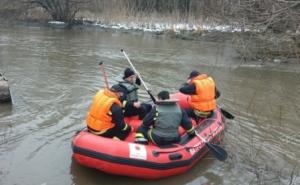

{"left": 86, "top": 89, "right": 122, "bottom": 131}
{"left": 189, "top": 74, "right": 216, "bottom": 112}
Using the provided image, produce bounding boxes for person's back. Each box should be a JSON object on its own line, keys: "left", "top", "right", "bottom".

{"left": 150, "top": 99, "right": 182, "bottom": 145}
{"left": 86, "top": 89, "right": 121, "bottom": 131}
{"left": 189, "top": 73, "right": 216, "bottom": 112}
{"left": 86, "top": 84, "right": 131, "bottom": 140}
{"left": 135, "top": 91, "right": 195, "bottom": 146}
{"left": 179, "top": 71, "right": 219, "bottom": 120}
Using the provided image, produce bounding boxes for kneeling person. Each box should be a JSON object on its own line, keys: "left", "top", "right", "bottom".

{"left": 179, "top": 70, "right": 220, "bottom": 122}
{"left": 135, "top": 91, "right": 195, "bottom": 146}
{"left": 86, "top": 84, "right": 131, "bottom": 140}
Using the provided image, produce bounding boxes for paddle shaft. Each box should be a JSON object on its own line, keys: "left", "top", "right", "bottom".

{"left": 99, "top": 62, "right": 109, "bottom": 88}
{"left": 195, "top": 132, "right": 209, "bottom": 143}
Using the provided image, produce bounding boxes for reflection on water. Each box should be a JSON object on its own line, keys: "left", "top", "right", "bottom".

{"left": 0, "top": 24, "right": 299, "bottom": 185}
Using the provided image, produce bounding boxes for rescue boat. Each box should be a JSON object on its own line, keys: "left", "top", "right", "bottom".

{"left": 72, "top": 92, "right": 226, "bottom": 179}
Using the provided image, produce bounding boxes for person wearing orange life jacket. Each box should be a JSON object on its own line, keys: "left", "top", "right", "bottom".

{"left": 179, "top": 71, "right": 220, "bottom": 122}
{"left": 86, "top": 84, "right": 132, "bottom": 140}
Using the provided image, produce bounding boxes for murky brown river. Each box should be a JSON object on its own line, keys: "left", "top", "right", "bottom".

{"left": 0, "top": 24, "right": 299, "bottom": 185}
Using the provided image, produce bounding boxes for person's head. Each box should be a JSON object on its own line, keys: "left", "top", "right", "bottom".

{"left": 123, "top": 68, "right": 136, "bottom": 83}
{"left": 157, "top": 90, "right": 170, "bottom": 100}
{"left": 188, "top": 70, "right": 200, "bottom": 79}
{"left": 110, "top": 84, "right": 124, "bottom": 98}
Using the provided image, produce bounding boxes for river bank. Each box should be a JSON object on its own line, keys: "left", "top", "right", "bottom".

{"left": 0, "top": 3, "right": 299, "bottom": 67}
{"left": 1, "top": 19, "right": 299, "bottom": 72}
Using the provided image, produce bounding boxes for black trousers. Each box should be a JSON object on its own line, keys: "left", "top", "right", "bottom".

{"left": 184, "top": 108, "right": 213, "bottom": 123}
{"left": 124, "top": 103, "right": 152, "bottom": 119}
{"left": 88, "top": 126, "right": 131, "bottom": 140}
{"left": 136, "top": 125, "right": 179, "bottom": 146}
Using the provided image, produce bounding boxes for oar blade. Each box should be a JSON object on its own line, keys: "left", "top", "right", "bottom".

{"left": 205, "top": 143, "right": 228, "bottom": 161}
{"left": 221, "top": 108, "right": 234, "bottom": 119}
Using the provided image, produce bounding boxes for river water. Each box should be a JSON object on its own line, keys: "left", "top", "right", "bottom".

{"left": 0, "top": 24, "right": 299, "bottom": 185}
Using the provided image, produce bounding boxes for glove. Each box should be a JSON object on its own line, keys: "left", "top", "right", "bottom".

{"left": 135, "top": 77, "right": 141, "bottom": 86}
{"left": 188, "top": 131, "right": 195, "bottom": 138}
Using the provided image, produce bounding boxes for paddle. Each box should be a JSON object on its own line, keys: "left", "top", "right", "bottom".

{"left": 121, "top": 49, "right": 156, "bottom": 104}
{"left": 99, "top": 62, "right": 109, "bottom": 88}
{"left": 195, "top": 131, "right": 228, "bottom": 161}
{"left": 220, "top": 108, "right": 234, "bottom": 119}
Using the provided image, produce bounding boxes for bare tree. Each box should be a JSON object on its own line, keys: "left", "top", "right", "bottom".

{"left": 26, "top": 0, "right": 86, "bottom": 23}
{"left": 234, "top": 0, "right": 300, "bottom": 32}
{"left": 229, "top": 0, "right": 300, "bottom": 62}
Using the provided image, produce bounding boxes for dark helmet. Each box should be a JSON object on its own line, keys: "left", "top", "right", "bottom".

{"left": 157, "top": 90, "right": 170, "bottom": 100}
{"left": 188, "top": 70, "right": 200, "bottom": 79}
{"left": 110, "top": 84, "right": 124, "bottom": 92}
{"left": 123, "top": 68, "right": 135, "bottom": 79}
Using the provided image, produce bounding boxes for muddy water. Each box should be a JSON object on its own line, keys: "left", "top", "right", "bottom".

{"left": 0, "top": 24, "right": 299, "bottom": 185}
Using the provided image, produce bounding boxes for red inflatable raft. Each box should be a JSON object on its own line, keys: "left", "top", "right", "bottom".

{"left": 72, "top": 92, "right": 225, "bottom": 179}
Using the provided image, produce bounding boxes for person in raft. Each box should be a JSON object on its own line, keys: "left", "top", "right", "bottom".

{"left": 117, "top": 68, "right": 152, "bottom": 119}
{"left": 179, "top": 70, "right": 220, "bottom": 122}
{"left": 85, "top": 84, "right": 132, "bottom": 140}
{"left": 135, "top": 90, "right": 195, "bottom": 145}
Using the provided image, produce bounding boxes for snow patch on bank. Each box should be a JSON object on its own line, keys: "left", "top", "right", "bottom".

{"left": 76, "top": 18, "right": 249, "bottom": 33}
{"left": 47, "top": 17, "right": 252, "bottom": 33}
{"left": 48, "top": 21, "right": 66, "bottom": 25}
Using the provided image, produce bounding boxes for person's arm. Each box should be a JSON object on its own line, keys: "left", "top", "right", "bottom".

{"left": 215, "top": 87, "right": 221, "bottom": 99}
{"left": 111, "top": 103, "right": 128, "bottom": 130}
{"left": 142, "top": 106, "right": 156, "bottom": 127}
{"left": 179, "top": 83, "right": 196, "bottom": 95}
{"left": 180, "top": 108, "right": 195, "bottom": 137}
{"left": 118, "top": 87, "right": 135, "bottom": 109}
